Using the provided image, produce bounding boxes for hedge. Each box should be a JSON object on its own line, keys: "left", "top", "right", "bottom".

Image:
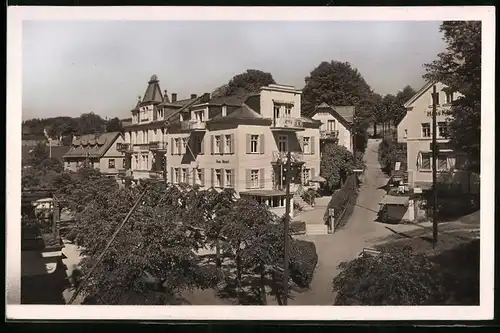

{"left": 323, "top": 174, "right": 358, "bottom": 230}
{"left": 290, "top": 239, "right": 318, "bottom": 288}
{"left": 290, "top": 221, "right": 306, "bottom": 235}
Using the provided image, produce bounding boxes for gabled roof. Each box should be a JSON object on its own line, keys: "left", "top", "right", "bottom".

{"left": 211, "top": 103, "right": 263, "bottom": 122}
{"left": 403, "top": 81, "right": 435, "bottom": 108}
{"left": 63, "top": 132, "right": 122, "bottom": 159}
{"left": 313, "top": 103, "right": 355, "bottom": 126}
{"left": 141, "top": 75, "right": 163, "bottom": 104}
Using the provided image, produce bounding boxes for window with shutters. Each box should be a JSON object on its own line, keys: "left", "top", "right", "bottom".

{"left": 225, "top": 135, "right": 232, "bottom": 154}
{"left": 215, "top": 169, "right": 222, "bottom": 187}
{"left": 225, "top": 169, "right": 233, "bottom": 188}
{"left": 181, "top": 168, "right": 188, "bottom": 183}
{"left": 421, "top": 123, "right": 431, "bottom": 138}
{"left": 214, "top": 136, "right": 221, "bottom": 154}
{"left": 250, "top": 135, "right": 259, "bottom": 153}
{"left": 438, "top": 155, "right": 448, "bottom": 171}
{"left": 303, "top": 137, "right": 311, "bottom": 154}
{"left": 250, "top": 169, "right": 259, "bottom": 188}
{"left": 174, "top": 138, "right": 181, "bottom": 154}
{"left": 420, "top": 153, "right": 431, "bottom": 170}
{"left": 174, "top": 168, "right": 180, "bottom": 183}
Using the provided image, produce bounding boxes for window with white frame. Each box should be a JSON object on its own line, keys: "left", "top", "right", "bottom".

{"left": 214, "top": 135, "right": 221, "bottom": 154}
{"left": 225, "top": 135, "right": 232, "bottom": 153}
{"left": 174, "top": 168, "right": 180, "bottom": 183}
{"left": 438, "top": 122, "right": 448, "bottom": 138}
{"left": 194, "top": 110, "right": 205, "bottom": 122}
{"left": 215, "top": 169, "right": 222, "bottom": 187}
{"left": 284, "top": 105, "right": 292, "bottom": 117}
{"left": 250, "top": 169, "right": 259, "bottom": 188}
{"left": 182, "top": 138, "right": 188, "bottom": 154}
{"left": 278, "top": 135, "right": 287, "bottom": 153}
{"left": 108, "top": 159, "right": 115, "bottom": 169}
{"left": 181, "top": 168, "right": 188, "bottom": 183}
{"left": 158, "top": 108, "right": 164, "bottom": 119}
{"left": 327, "top": 120, "right": 335, "bottom": 131}
{"left": 421, "top": 123, "right": 431, "bottom": 138}
{"left": 303, "top": 137, "right": 311, "bottom": 154}
{"left": 302, "top": 168, "right": 310, "bottom": 185}
{"left": 174, "top": 138, "right": 181, "bottom": 154}
{"left": 445, "top": 91, "right": 454, "bottom": 104}
{"left": 196, "top": 168, "right": 204, "bottom": 185}
{"left": 225, "top": 169, "right": 233, "bottom": 188}
{"left": 420, "top": 153, "right": 431, "bottom": 170}
{"left": 273, "top": 104, "right": 281, "bottom": 118}
{"left": 250, "top": 135, "right": 259, "bottom": 153}
{"left": 404, "top": 129, "right": 408, "bottom": 138}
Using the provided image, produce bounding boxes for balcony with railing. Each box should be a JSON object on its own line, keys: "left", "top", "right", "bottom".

{"left": 271, "top": 117, "right": 304, "bottom": 131}
{"left": 271, "top": 151, "right": 304, "bottom": 164}
{"left": 116, "top": 143, "right": 133, "bottom": 153}
{"left": 148, "top": 141, "right": 168, "bottom": 152}
{"left": 181, "top": 120, "right": 207, "bottom": 131}
{"left": 320, "top": 129, "right": 339, "bottom": 140}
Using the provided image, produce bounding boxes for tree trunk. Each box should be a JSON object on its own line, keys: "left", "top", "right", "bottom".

{"left": 259, "top": 264, "right": 267, "bottom": 305}
{"left": 373, "top": 122, "right": 377, "bottom": 137}
{"left": 215, "top": 238, "right": 221, "bottom": 268}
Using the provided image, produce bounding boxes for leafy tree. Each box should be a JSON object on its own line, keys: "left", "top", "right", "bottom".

{"left": 394, "top": 85, "right": 416, "bottom": 124}
{"left": 77, "top": 112, "right": 107, "bottom": 135}
{"left": 73, "top": 183, "right": 223, "bottom": 305}
{"left": 224, "top": 69, "right": 276, "bottom": 96}
{"left": 332, "top": 246, "right": 448, "bottom": 305}
{"left": 105, "top": 117, "right": 124, "bottom": 133}
{"left": 211, "top": 84, "right": 230, "bottom": 98}
{"left": 378, "top": 137, "right": 407, "bottom": 175}
{"left": 320, "top": 143, "right": 358, "bottom": 192}
{"left": 423, "top": 21, "right": 481, "bottom": 172}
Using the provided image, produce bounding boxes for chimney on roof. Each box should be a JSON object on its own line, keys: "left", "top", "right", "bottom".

{"left": 191, "top": 94, "right": 197, "bottom": 99}
{"left": 163, "top": 90, "right": 169, "bottom": 102}
{"left": 171, "top": 93, "right": 177, "bottom": 102}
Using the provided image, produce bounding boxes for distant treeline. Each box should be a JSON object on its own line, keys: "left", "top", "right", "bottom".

{"left": 22, "top": 112, "right": 128, "bottom": 143}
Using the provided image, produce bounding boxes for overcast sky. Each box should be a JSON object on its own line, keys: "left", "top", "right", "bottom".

{"left": 22, "top": 20, "right": 445, "bottom": 120}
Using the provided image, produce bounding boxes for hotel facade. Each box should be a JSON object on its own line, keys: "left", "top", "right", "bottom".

{"left": 397, "top": 81, "right": 479, "bottom": 193}
{"left": 119, "top": 75, "right": 322, "bottom": 216}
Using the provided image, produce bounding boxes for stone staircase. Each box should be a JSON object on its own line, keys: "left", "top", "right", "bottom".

{"left": 306, "top": 224, "right": 329, "bottom": 236}
{"left": 293, "top": 193, "right": 314, "bottom": 212}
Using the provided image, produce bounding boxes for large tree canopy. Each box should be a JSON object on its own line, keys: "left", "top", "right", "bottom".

{"left": 423, "top": 21, "right": 481, "bottom": 172}
{"left": 223, "top": 69, "right": 276, "bottom": 97}
{"left": 301, "top": 61, "right": 374, "bottom": 122}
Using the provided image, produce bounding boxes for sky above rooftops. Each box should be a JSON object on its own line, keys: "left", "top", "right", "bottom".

{"left": 22, "top": 20, "right": 445, "bottom": 120}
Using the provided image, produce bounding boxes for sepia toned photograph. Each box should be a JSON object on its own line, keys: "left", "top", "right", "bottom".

{"left": 6, "top": 6, "right": 495, "bottom": 321}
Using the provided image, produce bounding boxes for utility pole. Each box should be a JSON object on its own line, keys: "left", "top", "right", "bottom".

{"left": 432, "top": 85, "right": 438, "bottom": 248}
{"left": 282, "top": 151, "right": 292, "bottom": 306}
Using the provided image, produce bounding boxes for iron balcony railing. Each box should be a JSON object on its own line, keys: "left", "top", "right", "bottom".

{"left": 271, "top": 151, "right": 304, "bottom": 164}
{"left": 181, "top": 120, "right": 207, "bottom": 131}
{"left": 320, "top": 129, "right": 339, "bottom": 139}
{"left": 148, "top": 141, "right": 168, "bottom": 151}
{"left": 272, "top": 117, "right": 304, "bottom": 130}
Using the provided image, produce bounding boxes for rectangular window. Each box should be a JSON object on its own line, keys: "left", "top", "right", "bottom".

{"left": 404, "top": 129, "right": 408, "bottom": 138}
{"left": 302, "top": 168, "right": 310, "bottom": 185}
{"left": 250, "top": 135, "right": 259, "bottom": 153}
{"left": 438, "top": 155, "right": 448, "bottom": 171}
{"left": 108, "top": 159, "right": 115, "bottom": 169}
{"left": 438, "top": 122, "right": 448, "bottom": 138}
{"left": 214, "top": 136, "right": 221, "bottom": 154}
{"left": 250, "top": 169, "right": 259, "bottom": 188}
{"left": 174, "top": 138, "right": 181, "bottom": 154}
{"left": 182, "top": 138, "right": 188, "bottom": 154}
{"left": 215, "top": 169, "right": 222, "bottom": 187}
{"left": 194, "top": 110, "right": 205, "bottom": 122}
{"left": 174, "top": 168, "right": 180, "bottom": 183}
{"left": 196, "top": 136, "right": 203, "bottom": 154}
{"left": 225, "top": 135, "right": 232, "bottom": 154}
{"left": 421, "top": 153, "right": 431, "bottom": 170}
{"left": 421, "top": 123, "right": 431, "bottom": 138}
{"left": 181, "top": 168, "right": 188, "bottom": 183}
{"left": 303, "top": 137, "right": 310, "bottom": 154}
{"left": 284, "top": 105, "right": 292, "bottom": 117}
{"left": 278, "top": 135, "right": 287, "bottom": 153}
{"left": 327, "top": 120, "right": 335, "bottom": 131}
{"left": 273, "top": 104, "right": 281, "bottom": 118}
{"left": 445, "top": 92, "right": 454, "bottom": 104}
{"left": 196, "top": 168, "right": 204, "bottom": 185}
{"left": 225, "top": 169, "right": 233, "bottom": 188}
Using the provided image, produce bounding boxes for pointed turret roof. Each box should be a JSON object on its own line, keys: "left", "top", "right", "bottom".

{"left": 142, "top": 74, "right": 163, "bottom": 104}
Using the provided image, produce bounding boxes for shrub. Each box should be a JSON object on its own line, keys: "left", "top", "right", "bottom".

{"left": 289, "top": 240, "right": 318, "bottom": 288}
{"left": 293, "top": 202, "right": 302, "bottom": 212}
{"left": 323, "top": 174, "right": 358, "bottom": 229}
{"left": 301, "top": 188, "right": 318, "bottom": 206}
{"left": 378, "top": 137, "right": 407, "bottom": 175}
{"left": 332, "top": 246, "right": 448, "bottom": 305}
{"left": 289, "top": 221, "right": 306, "bottom": 235}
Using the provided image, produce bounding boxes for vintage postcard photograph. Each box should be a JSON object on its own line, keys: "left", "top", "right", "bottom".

{"left": 6, "top": 6, "right": 495, "bottom": 321}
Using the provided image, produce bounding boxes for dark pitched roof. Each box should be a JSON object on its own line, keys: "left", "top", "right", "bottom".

{"left": 160, "top": 97, "right": 198, "bottom": 108}
{"left": 63, "top": 132, "right": 122, "bottom": 159}
{"left": 208, "top": 93, "right": 254, "bottom": 106}
{"left": 209, "top": 103, "right": 263, "bottom": 122}
{"left": 141, "top": 75, "right": 163, "bottom": 104}
{"left": 313, "top": 103, "right": 355, "bottom": 124}
{"left": 403, "top": 81, "right": 435, "bottom": 108}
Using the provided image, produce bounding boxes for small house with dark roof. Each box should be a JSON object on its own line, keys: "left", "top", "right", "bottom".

{"left": 63, "top": 131, "right": 125, "bottom": 176}
{"left": 311, "top": 102, "right": 355, "bottom": 152}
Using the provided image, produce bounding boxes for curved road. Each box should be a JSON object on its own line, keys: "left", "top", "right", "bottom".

{"left": 289, "top": 139, "right": 391, "bottom": 305}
